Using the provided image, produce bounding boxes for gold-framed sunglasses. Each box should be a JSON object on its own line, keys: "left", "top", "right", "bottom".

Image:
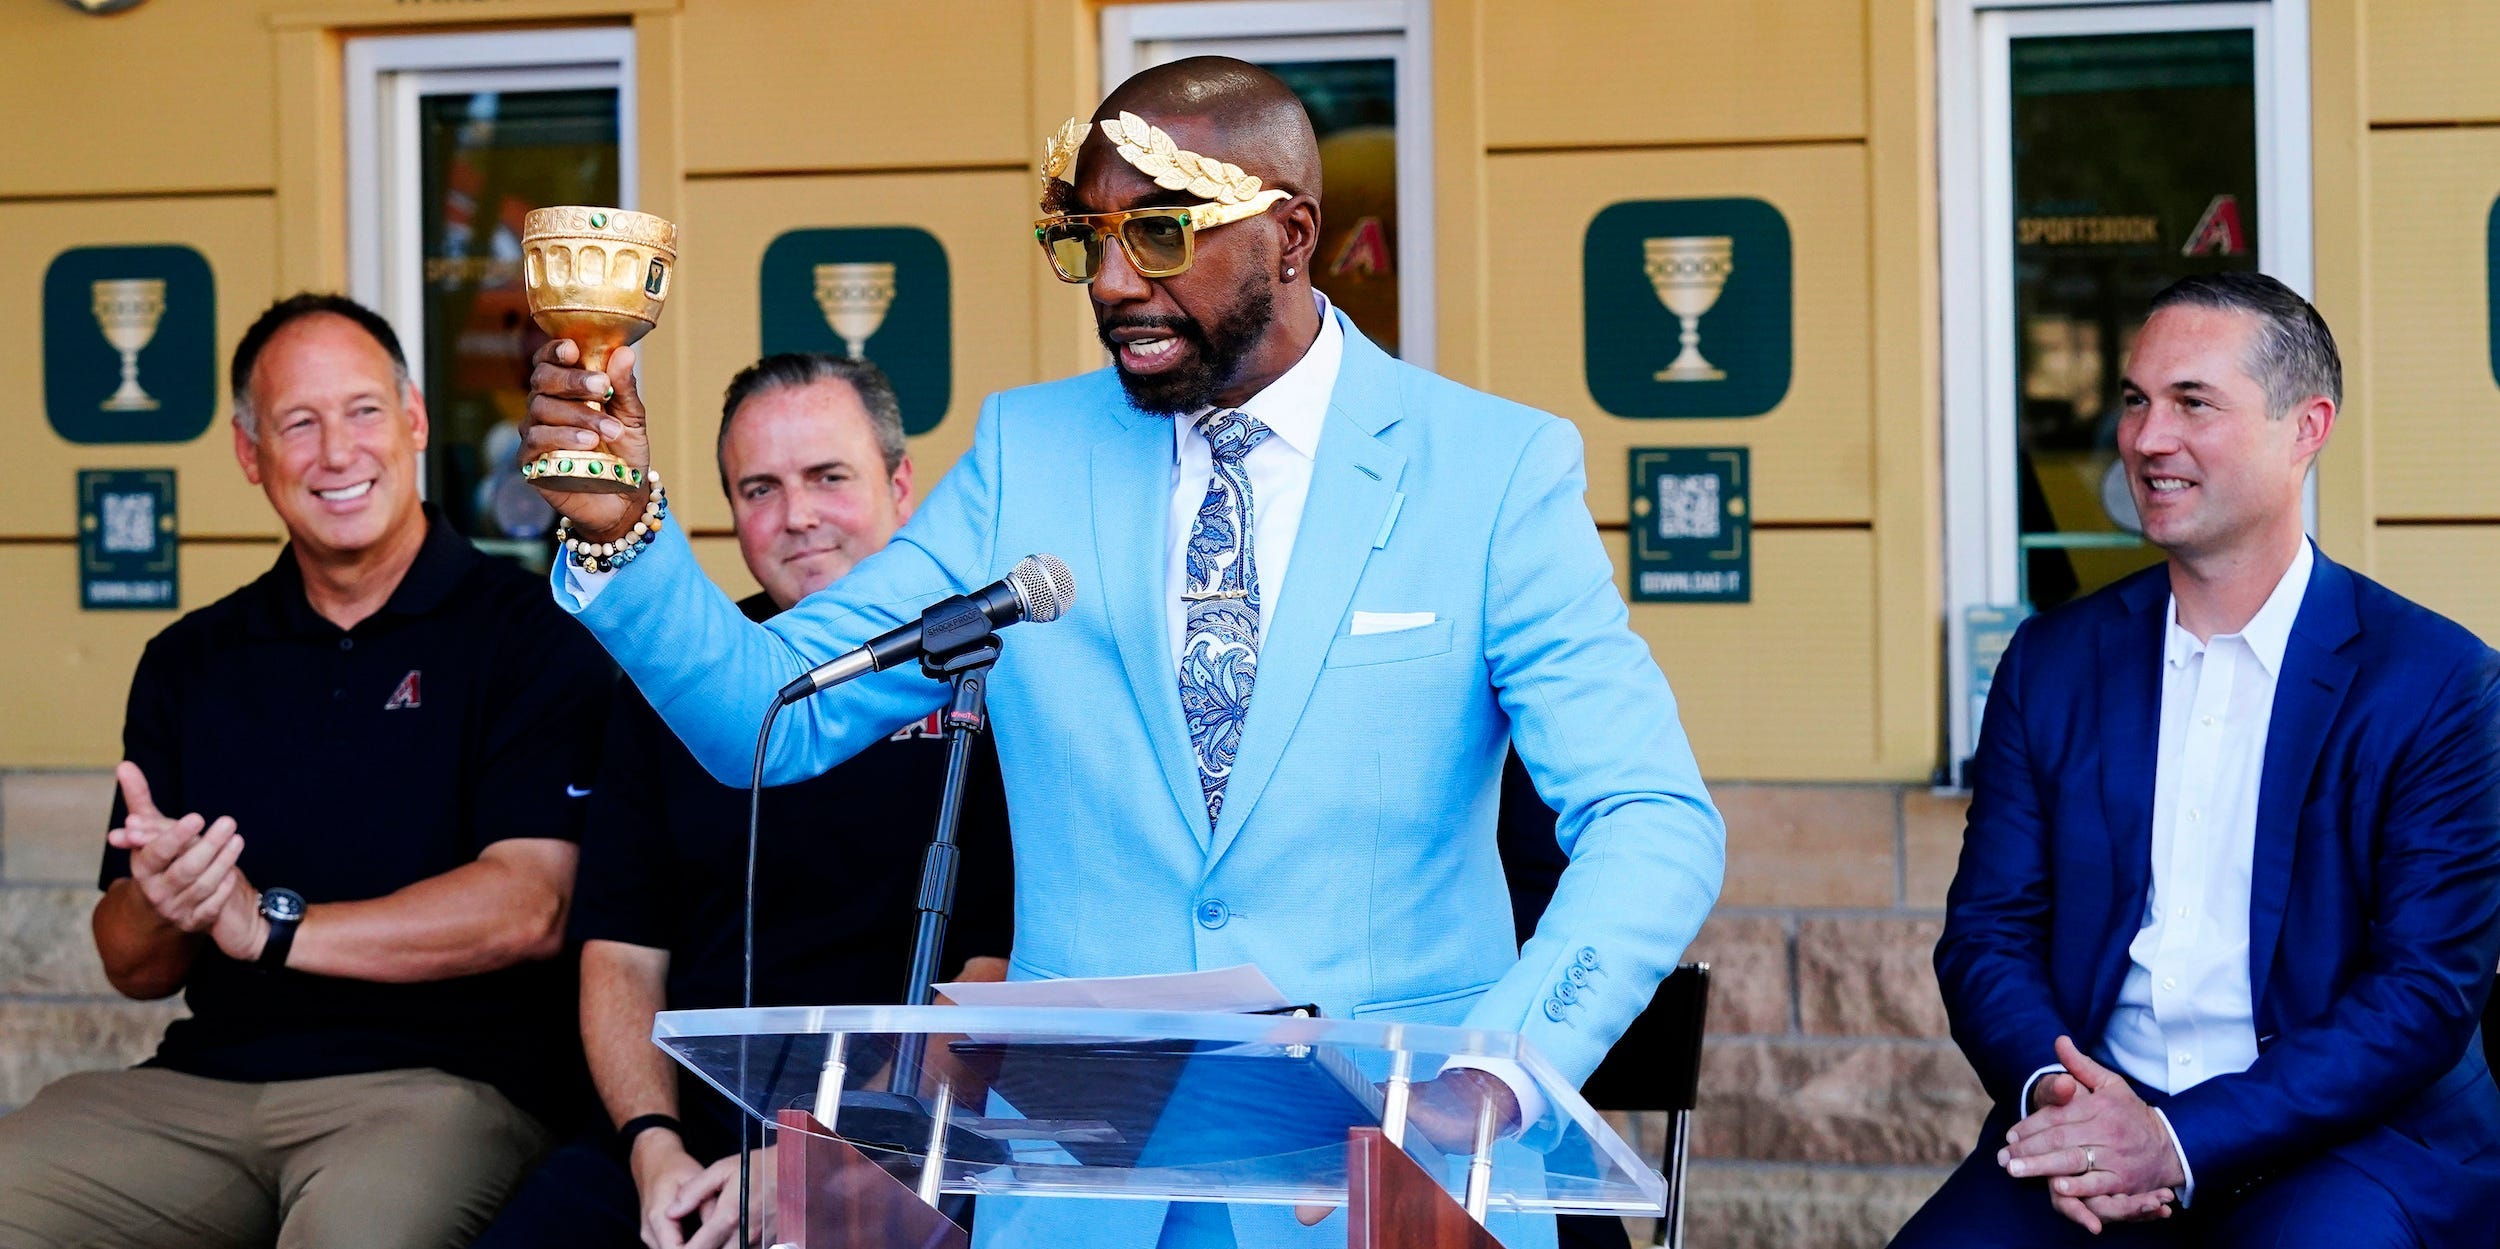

{"left": 1034, "top": 189, "right": 1289, "bottom": 283}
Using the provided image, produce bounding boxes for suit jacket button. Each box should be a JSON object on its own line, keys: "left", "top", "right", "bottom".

{"left": 1544, "top": 999, "right": 1569, "bottom": 1023}
{"left": 1196, "top": 899, "right": 1229, "bottom": 929}
{"left": 1565, "top": 965, "right": 1590, "bottom": 986}
{"left": 1575, "top": 947, "right": 1600, "bottom": 971}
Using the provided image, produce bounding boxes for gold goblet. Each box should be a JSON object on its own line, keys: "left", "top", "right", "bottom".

{"left": 520, "top": 206, "right": 678, "bottom": 494}
{"left": 813, "top": 262, "right": 896, "bottom": 360}
{"left": 92, "top": 278, "right": 167, "bottom": 411}
{"left": 1643, "top": 236, "right": 1734, "bottom": 382}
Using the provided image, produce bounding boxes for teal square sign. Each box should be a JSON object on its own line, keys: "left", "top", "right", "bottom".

{"left": 78, "top": 469, "right": 178, "bottom": 611}
{"left": 1584, "top": 198, "right": 1792, "bottom": 419}
{"left": 760, "top": 227, "right": 952, "bottom": 435}
{"left": 1628, "top": 447, "right": 1750, "bottom": 603}
{"left": 2487, "top": 197, "right": 2500, "bottom": 390}
{"left": 45, "top": 245, "right": 218, "bottom": 444}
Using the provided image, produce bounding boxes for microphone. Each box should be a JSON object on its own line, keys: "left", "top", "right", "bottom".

{"left": 776, "top": 554, "right": 1076, "bottom": 705}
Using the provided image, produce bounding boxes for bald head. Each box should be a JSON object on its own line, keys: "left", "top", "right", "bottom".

{"left": 1090, "top": 56, "right": 1321, "bottom": 201}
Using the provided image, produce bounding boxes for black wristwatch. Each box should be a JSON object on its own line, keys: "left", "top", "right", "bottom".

{"left": 256, "top": 887, "right": 306, "bottom": 970}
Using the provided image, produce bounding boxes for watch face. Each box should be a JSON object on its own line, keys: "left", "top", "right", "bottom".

{"left": 262, "top": 889, "right": 307, "bottom": 922}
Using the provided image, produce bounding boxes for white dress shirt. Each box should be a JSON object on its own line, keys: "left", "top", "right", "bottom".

{"left": 1162, "top": 294, "right": 1340, "bottom": 664}
{"left": 2024, "top": 539, "right": 2314, "bottom": 1205}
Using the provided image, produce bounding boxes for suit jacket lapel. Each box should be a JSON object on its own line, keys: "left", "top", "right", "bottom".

{"left": 2089, "top": 573, "right": 2167, "bottom": 1028}
{"left": 2248, "top": 555, "right": 2358, "bottom": 1011}
{"left": 1202, "top": 315, "right": 1406, "bottom": 870}
{"left": 1090, "top": 416, "right": 1211, "bottom": 850}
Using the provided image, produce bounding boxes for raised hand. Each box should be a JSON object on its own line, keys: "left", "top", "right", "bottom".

{"left": 522, "top": 338, "right": 654, "bottom": 542}
{"left": 2000, "top": 1035, "right": 2183, "bottom": 1232}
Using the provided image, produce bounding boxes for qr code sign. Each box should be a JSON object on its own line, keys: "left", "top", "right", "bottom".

{"left": 1653, "top": 473, "right": 1721, "bottom": 540}
{"left": 101, "top": 491, "right": 156, "bottom": 554}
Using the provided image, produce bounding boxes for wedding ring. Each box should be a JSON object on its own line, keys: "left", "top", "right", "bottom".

{"left": 2086, "top": 1146, "right": 2098, "bottom": 1171}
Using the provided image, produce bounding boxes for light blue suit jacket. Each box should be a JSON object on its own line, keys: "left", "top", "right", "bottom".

{"left": 564, "top": 312, "right": 1724, "bottom": 1247}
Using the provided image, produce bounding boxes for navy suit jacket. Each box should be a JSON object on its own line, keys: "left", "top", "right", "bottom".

{"left": 1937, "top": 551, "right": 2500, "bottom": 1220}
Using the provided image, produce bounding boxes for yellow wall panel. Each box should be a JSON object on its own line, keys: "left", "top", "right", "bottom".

{"left": 2364, "top": 130, "right": 2500, "bottom": 520}
{"left": 678, "top": 0, "right": 1032, "bottom": 174}
{"left": 1484, "top": 145, "right": 1871, "bottom": 525}
{"left": 2375, "top": 524, "right": 2500, "bottom": 646}
{"left": 1482, "top": 0, "right": 1864, "bottom": 149}
{"left": 668, "top": 169, "right": 1045, "bottom": 531}
{"left": 2368, "top": 2, "right": 2500, "bottom": 125}
{"left": 1610, "top": 528, "right": 1877, "bottom": 780}
{"left": 0, "top": 5, "right": 276, "bottom": 197}
{"left": 0, "top": 196, "right": 281, "bottom": 539}
{"left": 0, "top": 543, "right": 279, "bottom": 769}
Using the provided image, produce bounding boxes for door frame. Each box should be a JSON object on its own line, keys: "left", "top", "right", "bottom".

{"left": 1936, "top": 0, "right": 2312, "bottom": 774}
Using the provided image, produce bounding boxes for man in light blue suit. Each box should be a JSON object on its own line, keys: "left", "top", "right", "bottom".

{"left": 519, "top": 58, "right": 1724, "bottom": 1249}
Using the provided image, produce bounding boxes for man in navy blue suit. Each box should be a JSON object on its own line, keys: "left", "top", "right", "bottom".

{"left": 1893, "top": 272, "right": 2500, "bottom": 1248}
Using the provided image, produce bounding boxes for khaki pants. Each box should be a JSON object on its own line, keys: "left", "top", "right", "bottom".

{"left": 0, "top": 1066, "right": 552, "bottom": 1249}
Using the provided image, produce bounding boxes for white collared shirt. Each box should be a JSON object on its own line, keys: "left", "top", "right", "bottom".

{"left": 1161, "top": 294, "right": 1342, "bottom": 665}
{"left": 2024, "top": 539, "right": 2314, "bottom": 1204}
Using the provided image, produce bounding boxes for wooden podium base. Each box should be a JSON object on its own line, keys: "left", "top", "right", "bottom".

{"left": 1348, "top": 1127, "right": 1508, "bottom": 1249}
{"left": 770, "top": 1115, "right": 1503, "bottom": 1249}
{"left": 774, "top": 1109, "right": 968, "bottom": 1249}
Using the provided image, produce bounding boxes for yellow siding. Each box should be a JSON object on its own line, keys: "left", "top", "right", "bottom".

{"left": 0, "top": 5, "right": 277, "bottom": 197}
{"left": 669, "top": 169, "right": 1044, "bottom": 532}
{"left": 0, "top": 195, "right": 280, "bottom": 539}
{"left": 1481, "top": 0, "right": 1866, "bottom": 149}
{"left": 0, "top": 543, "right": 277, "bottom": 768}
{"left": 1484, "top": 144, "right": 1873, "bottom": 525}
{"left": 2364, "top": 128, "right": 2500, "bottom": 521}
{"left": 2368, "top": 1, "right": 2500, "bottom": 126}
{"left": 1611, "top": 529, "right": 1879, "bottom": 780}
{"left": 679, "top": 0, "right": 1034, "bottom": 174}
{"left": 2375, "top": 524, "right": 2500, "bottom": 646}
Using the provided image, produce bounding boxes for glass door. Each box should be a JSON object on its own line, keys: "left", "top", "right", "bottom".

{"left": 346, "top": 30, "right": 635, "bottom": 552}
{"left": 1940, "top": 0, "right": 2311, "bottom": 773}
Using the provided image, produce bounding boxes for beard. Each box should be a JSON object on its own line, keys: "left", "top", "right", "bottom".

{"left": 1098, "top": 292, "right": 1277, "bottom": 415}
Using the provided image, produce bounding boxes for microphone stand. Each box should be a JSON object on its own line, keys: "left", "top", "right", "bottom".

{"left": 888, "top": 637, "right": 998, "bottom": 1104}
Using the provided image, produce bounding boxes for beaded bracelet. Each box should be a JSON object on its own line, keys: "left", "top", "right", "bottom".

{"left": 554, "top": 471, "right": 667, "bottom": 574}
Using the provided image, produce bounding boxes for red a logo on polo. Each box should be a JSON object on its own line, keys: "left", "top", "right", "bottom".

{"left": 384, "top": 671, "right": 422, "bottom": 710}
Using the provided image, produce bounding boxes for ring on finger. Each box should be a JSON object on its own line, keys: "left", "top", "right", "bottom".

{"left": 2085, "top": 1146, "right": 2097, "bottom": 1171}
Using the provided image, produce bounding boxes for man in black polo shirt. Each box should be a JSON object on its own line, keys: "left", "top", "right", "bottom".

{"left": 0, "top": 294, "right": 606, "bottom": 1249}
{"left": 472, "top": 353, "right": 1012, "bottom": 1249}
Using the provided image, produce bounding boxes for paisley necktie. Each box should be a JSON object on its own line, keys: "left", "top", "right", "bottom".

{"left": 1177, "top": 408, "right": 1274, "bottom": 829}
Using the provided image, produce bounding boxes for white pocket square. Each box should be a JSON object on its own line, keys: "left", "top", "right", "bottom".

{"left": 1350, "top": 610, "right": 1436, "bottom": 636}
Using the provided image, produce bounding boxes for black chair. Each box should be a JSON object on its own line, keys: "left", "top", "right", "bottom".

{"left": 1579, "top": 963, "right": 1712, "bottom": 1249}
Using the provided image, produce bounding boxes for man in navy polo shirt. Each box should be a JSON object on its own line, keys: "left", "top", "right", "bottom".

{"left": 0, "top": 294, "right": 608, "bottom": 1249}
{"left": 471, "top": 353, "right": 1013, "bottom": 1249}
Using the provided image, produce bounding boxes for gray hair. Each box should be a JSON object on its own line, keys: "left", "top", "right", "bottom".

{"left": 2147, "top": 271, "right": 2342, "bottom": 419}
{"left": 715, "top": 353, "right": 908, "bottom": 493}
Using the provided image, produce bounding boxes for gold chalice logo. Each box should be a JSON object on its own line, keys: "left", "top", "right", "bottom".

{"left": 813, "top": 262, "right": 896, "bottom": 360}
{"left": 1643, "top": 236, "right": 1734, "bottom": 382}
{"left": 520, "top": 206, "right": 678, "bottom": 494}
{"left": 92, "top": 278, "right": 166, "bottom": 411}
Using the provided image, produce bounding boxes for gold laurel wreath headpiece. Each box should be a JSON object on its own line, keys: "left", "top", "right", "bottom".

{"left": 1039, "top": 112, "right": 1270, "bottom": 210}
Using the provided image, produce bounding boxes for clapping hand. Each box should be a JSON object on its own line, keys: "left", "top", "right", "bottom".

{"left": 1999, "top": 1036, "right": 2184, "bottom": 1233}
{"left": 106, "top": 761, "right": 264, "bottom": 960}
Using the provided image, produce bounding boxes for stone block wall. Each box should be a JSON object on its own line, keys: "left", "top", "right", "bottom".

{"left": 0, "top": 771, "right": 186, "bottom": 1115}
{"left": 0, "top": 772, "right": 1980, "bottom": 1246}
{"left": 1620, "top": 784, "right": 1985, "bottom": 1248}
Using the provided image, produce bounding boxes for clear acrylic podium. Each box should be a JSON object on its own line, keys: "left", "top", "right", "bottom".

{"left": 654, "top": 1004, "right": 1666, "bottom": 1248}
